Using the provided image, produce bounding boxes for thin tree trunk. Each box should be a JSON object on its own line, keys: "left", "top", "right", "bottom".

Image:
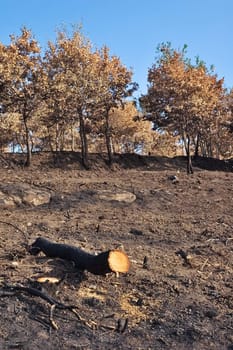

{"left": 47, "top": 128, "right": 54, "bottom": 153}
{"left": 104, "top": 110, "right": 113, "bottom": 165}
{"left": 186, "top": 134, "right": 193, "bottom": 174}
{"left": 60, "top": 129, "right": 65, "bottom": 151}
{"left": 194, "top": 133, "right": 200, "bottom": 158}
{"left": 207, "top": 139, "right": 213, "bottom": 157}
{"left": 55, "top": 123, "right": 60, "bottom": 152}
{"left": 182, "top": 133, "right": 188, "bottom": 155}
{"left": 200, "top": 140, "right": 207, "bottom": 157}
{"left": 23, "top": 116, "right": 31, "bottom": 167}
{"left": 71, "top": 124, "right": 75, "bottom": 152}
{"left": 79, "top": 115, "right": 89, "bottom": 169}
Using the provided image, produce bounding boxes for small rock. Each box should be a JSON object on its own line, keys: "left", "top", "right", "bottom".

{"left": 143, "top": 256, "right": 148, "bottom": 269}
{"left": 0, "top": 195, "right": 15, "bottom": 208}
{"left": 96, "top": 190, "right": 136, "bottom": 203}
{"left": 22, "top": 189, "right": 51, "bottom": 206}
{"left": 204, "top": 308, "right": 218, "bottom": 319}
{"left": 130, "top": 228, "right": 143, "bottom": 236}
{"left": 168, "top": 175, "right": 179, "bottom": 183}
{"left": 0, "top": 184, "right": 51, "bottom": 207}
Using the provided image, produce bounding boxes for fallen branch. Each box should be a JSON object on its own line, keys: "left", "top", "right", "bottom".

{"left": 1, "top": 283, "right": 78, "bottom": 310}
{"left": 1, "top": 283, "right": 129, "bottom": 333}
{"left": 0, "top": 283, "right": 88, "bottom": 330}
{"left": 29, "top": 237, "right": 130, "bottom": 275}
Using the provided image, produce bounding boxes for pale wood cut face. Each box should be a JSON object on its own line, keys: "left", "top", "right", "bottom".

{"left": 108, "top": 250, "right": 130, "bottom": 273}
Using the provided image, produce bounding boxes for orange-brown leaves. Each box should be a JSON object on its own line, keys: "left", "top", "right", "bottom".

{"left": 141, "top": 44, "right": 226, "bottom": 158}
{"left": 109, "top": 102, "right": 153, "bottom": 153}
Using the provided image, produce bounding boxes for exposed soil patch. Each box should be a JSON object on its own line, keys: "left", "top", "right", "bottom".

{"left": 0, "top": 153, "right": 233, "bottom": 349}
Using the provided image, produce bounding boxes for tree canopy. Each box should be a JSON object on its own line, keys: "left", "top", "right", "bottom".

{"left": 140, "top": 43, "right": 231, "bottom": 173}
{"left": 0, "top": 31, "right": 232, "bottom": 168}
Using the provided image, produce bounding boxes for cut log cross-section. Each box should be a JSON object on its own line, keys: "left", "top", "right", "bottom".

{"left": 29, "top": 237, "right": 130, "bottom": 275}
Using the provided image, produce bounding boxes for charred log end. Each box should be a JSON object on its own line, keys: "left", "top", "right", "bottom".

{"left": 108, "top": 250, "right": 130, "bottom": 273}
{"left": 29, "top": 246, "right": 41, "bottom": 255}
{"left": 28, "top": 237, "right": 43, "bottom": 255}
{"left": 89, "top": 250, "right": 130, "bottom": 275}
{"left": 28, "top": 242, "right": 41, "bottom": 255}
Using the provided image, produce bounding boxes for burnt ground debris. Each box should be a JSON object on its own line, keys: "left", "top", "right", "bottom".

{"left": 0, "top": 152, "right": 233, "bottom": 350}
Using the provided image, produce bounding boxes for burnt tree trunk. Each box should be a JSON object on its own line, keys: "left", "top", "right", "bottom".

{"left": 23, "top": 115, "right": 32, "bottom": 167}
{"left": 29, "top": 237, "right": 130, "bottom": 275}
{"left": 104, "top": 109, "right": 113, "bottom": 165}
{"left": 186, "top": 134, "right": 193, "bottom": 174}
{"left": 79, "top": 114, "right": 89, "bottom": 169}
{"left": 194, "top": 133, "right": 200, "bottom": 158}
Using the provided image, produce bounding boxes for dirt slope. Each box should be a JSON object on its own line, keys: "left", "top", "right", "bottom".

{"left": 0, "top": 153, "right": 233, "bottom": 350}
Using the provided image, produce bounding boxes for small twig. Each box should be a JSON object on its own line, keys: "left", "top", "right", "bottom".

{"left": 30, "top": 315, "right": 50, "bottom": 330}
{"left": 225, "top": 237, "right": 233, "bottom": 246}
{"left": 70, "top": 308, "right": 82, "bottom": 320}
{"left": 101, "top": 313, "right": 115, "bottom": 319}
{"left": 206, "top": 238, "right": 220, "bottom": 243}
{"left": 72, "top": 311, "right": 98, "bottom": 329}
{"left": 176, "top": 249, "right": 192, "bottom": 267}
{"left": 0, "top": 220, "right": 28, "bottom": 242}
{"left": 116, "top": 318, "right": 128, "bottom": 333}
{"left": 100, "top": 324, "right": 116, "bottom": 331}
{"left": 200, "top": 258, "right": 209, "bottom": 272}
{"left": 0, "top": 290, "right": 16, "bottom": 297}
{"left": 49, "top": 304, "right": 58, "bottom": 330}
{"left": 143, "top": 256, "right": 148, "bottom": 269}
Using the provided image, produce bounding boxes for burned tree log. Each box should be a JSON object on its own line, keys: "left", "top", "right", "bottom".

{"left": 29, "top": 237, "right": 130, "bottom": 275}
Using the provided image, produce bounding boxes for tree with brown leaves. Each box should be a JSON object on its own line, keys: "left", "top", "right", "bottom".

{"left": 42, "top": 32, "right": 137, "bottom": 166}
{"left": 140, "top": 43, "right": 226, "bottom": 173}
{"left": 42, "top": 30, "right": 96, "bottom": 166}
{"left": 108, "top": 102, "right": 153, "bottom": 154}
{"left": 95, "top": 47, "right": 138, "bottom": 164}
{"left": 0, "top": 27, "right": 42, "bottom": 166}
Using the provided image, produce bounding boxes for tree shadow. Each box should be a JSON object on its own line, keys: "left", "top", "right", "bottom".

{"left": 1, "top": 151, "right": 233, "bottom": 172}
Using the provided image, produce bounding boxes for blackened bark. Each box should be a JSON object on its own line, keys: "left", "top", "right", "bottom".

{"left": 29, "top": 237, "right": 130, "bottom": 275}
{"left": 104, "top": 109, "right": 113, "bottom": 165}
{"left": 24, "top": 116, "right": 31, "bottom": 167}
{"left": 186, "top": 134, "right": 193, "bottom": 174}
{"left": 194, "top": 133, "right": 200, "bottom": 158}
{"left": 79, "top": 115, "right": 89, "bottom": 169}
{"left": 105, "top": 131, "right": 113, "bottom": 165}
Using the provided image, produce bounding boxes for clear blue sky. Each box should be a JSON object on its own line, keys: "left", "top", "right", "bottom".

{"left": 0, "top": 0, "right": 232, "bottom": 96}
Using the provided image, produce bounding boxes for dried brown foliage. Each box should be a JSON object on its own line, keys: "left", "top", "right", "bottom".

{"left": 0, "top": 32, "right": 232, "bottom": 165}
{"left": 140, "top": 44, "right": 229, "bottom": 172}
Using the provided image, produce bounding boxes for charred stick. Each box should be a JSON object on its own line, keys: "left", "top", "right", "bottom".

{"left": 2, "top": 283, "right": 77, "bottom": 310}
{"left": 49, "top": 304, "right": 58, "bottom": 330}
{"left": 29, "top": 237, "right": 130, "bottom": 275}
